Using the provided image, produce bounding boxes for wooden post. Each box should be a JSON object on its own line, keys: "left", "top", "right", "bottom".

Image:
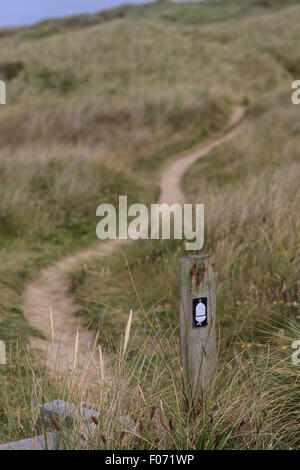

{"left": 179, "top": 254, "right": 217, "bottom": 404}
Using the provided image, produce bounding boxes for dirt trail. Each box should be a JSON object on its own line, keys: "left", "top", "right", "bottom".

{"left": 23, "top": 106, "right": 245, "bottom": 380}
{"left": 159, "top": 106, "right": 244, "bottom": 204}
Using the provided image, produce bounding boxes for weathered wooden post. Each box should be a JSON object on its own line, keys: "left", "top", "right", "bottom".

{"left": 179, "top": 254, "right": 217, "bottom": 404}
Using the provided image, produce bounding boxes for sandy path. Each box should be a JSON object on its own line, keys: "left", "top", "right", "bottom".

{"left": 23, "top": 106, "right": 244, "bottom": 381}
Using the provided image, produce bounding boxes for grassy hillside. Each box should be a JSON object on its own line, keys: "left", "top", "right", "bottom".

{"left": 2, "top": 0, "right": 300, "bottom": 39}
{"left": 0, "top": 0, "right": 299, "bottom": 449}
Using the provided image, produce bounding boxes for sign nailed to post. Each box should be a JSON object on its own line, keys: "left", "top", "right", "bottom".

{"left": 192, "top": 297, "right": 207, "bottom": 328}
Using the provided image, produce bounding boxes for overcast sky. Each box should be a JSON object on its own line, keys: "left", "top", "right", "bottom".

{"left": 0, "top": 1, "right": 199, "bottom": 28}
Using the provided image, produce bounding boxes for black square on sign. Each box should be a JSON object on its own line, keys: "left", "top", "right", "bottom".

{"left": 192, "top": 297, "right": 208, "bottom": 328}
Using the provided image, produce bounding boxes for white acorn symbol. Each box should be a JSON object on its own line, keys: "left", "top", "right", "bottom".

{"left": 195, "top": 299, "right": 206, "bottom": 325}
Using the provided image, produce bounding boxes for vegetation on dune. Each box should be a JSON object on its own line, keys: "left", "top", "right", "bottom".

{"left": 68, "top": 90, "right": 299, "bottom": 449}
{"left": 0, "top": 0, "right": 299, "bottom": 449}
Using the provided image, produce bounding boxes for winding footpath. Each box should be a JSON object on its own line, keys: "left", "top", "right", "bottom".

{"left": 23, "top": 106, "right": 245, "bottom": 382}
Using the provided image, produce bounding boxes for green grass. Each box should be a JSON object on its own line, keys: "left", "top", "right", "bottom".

{"left": 70, "top": 87, "right": 299, "bottom": 348}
